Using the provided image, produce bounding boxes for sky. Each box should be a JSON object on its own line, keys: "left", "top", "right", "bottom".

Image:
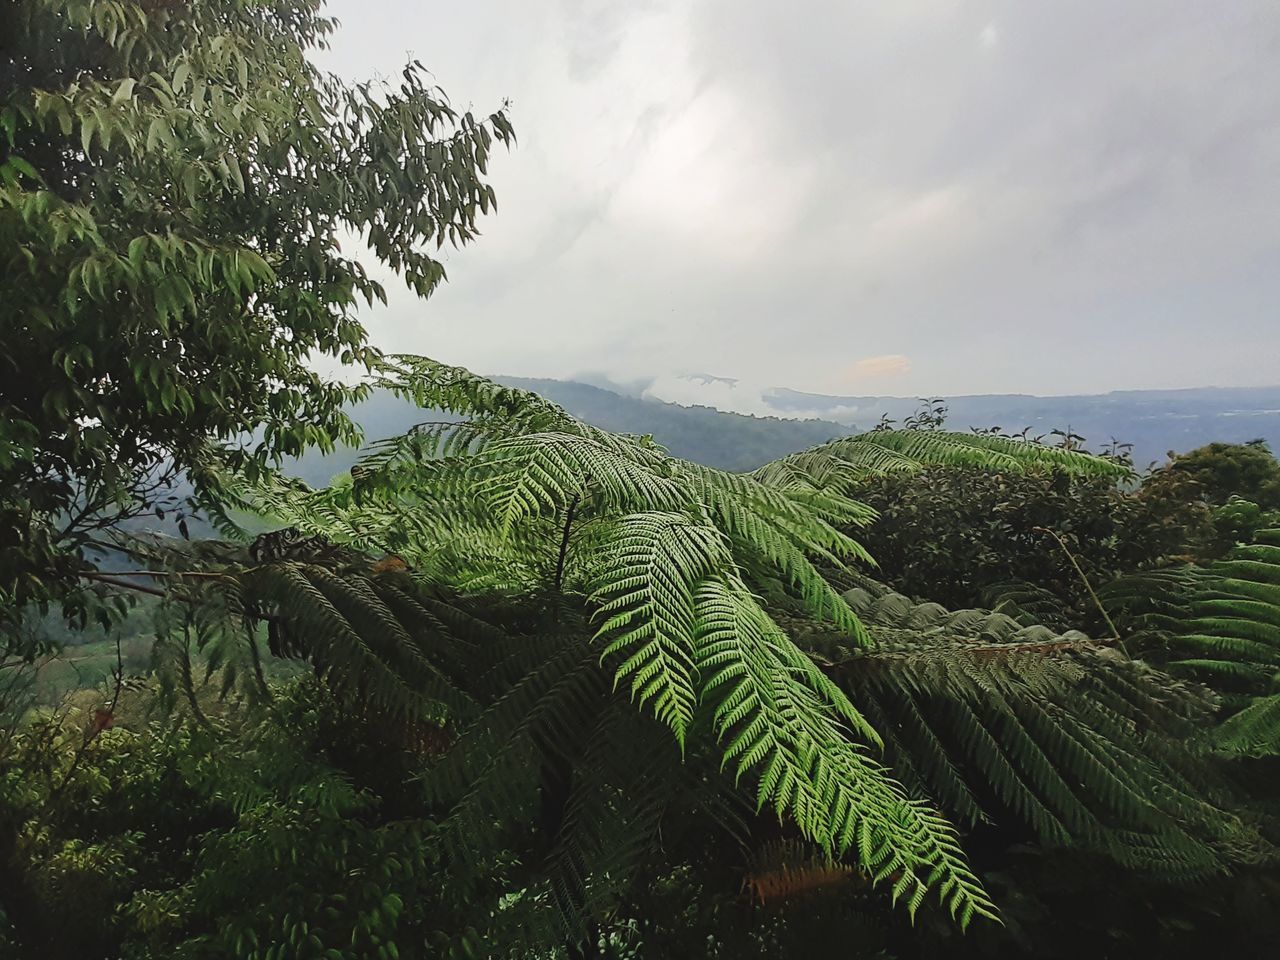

{"left": 317, "top": 0, "right": 1280, "bottom": 408}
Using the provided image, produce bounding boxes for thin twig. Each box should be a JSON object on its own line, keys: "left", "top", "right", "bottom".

{"left": 82, "top": 572, "right": 283, "bottom": 625}
{"left": 179, "top": 619, "right": 212, "bottom": 727}
{"left": 1033, "top": 526, "right": 1125, "bottom": 650}
{"left": 84, "top": 574, "right": 167, "bottom": 598}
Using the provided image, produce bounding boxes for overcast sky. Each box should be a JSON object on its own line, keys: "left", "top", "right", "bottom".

{"left": 318, "top": 0, "right": 1280, "bottom": 405}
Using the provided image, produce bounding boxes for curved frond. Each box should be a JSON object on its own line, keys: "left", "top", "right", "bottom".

{"left": 753, "top": 429, "right": 1129, "bottom": 499}
{"left": 588, "top": 512, "right": 726, "bottom": 742}
{"left": 476, "top": 433, "right": 686, "bottom": 535}
{"left": 1109, "top": 532, "right": 1280, "bottom": 755}
{"left": 809, "top": 587, "right": 1257, "bottom": 879}
{"left": 1212, "top": 694, "right": 1280, "bottom": 756}
{"left": 694, "top": 577, "right": 996, "bottom": 925}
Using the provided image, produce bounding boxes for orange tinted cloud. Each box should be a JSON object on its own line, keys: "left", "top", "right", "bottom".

{"left": 851, "top": 354, "right": 912, "bottom": 378}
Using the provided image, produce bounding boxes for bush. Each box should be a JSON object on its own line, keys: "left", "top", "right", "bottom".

{"left": 851, "top": 466, "right": 1210, "bottom": 628}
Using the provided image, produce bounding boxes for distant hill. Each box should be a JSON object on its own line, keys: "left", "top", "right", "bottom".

{"left": 761, "top": 385, "right": 1280, "bottom": 469}
{"left": 286, "top": 378, "right": 852, "bottom": 487}
{"left": 497, "top": 377, "right": 848, "bottom": 470}
{"left": 124, "top": 378, "right": 1280, "bottom": 545}
{"left": 286, "top": 380, "right": 1280, "bottom": 486}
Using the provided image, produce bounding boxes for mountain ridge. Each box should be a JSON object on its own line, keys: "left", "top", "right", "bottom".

{"left": 316, "top": 376, "right": 1280, "bottom": 485}
{"left": 121, "top": 376, "right": 1280, "bottom": 546}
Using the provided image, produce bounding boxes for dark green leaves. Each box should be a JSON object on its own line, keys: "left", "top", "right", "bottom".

{"left": 221, "top": 358, "right": 1000, "bottom": 925}
{"left": 2, "top": 0, "right": 512, "bottom": 615}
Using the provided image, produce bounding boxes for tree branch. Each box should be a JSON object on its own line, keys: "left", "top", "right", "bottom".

{"left": 82, "top": 573, "right": 167, "bottom": 598}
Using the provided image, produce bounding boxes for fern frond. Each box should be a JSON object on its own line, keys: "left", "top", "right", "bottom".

{"left": 588, "top": 512, "right": 724, "bottom": 743}
{"left": 983, "top": 580, "right": 1075, "bottom": 628}
{"left": 1116, "top": 532, "right": 1280, "bottom": 696}
{"left": 1106, "top": 533, "right": 1280, "bottom": 755}
{"left": 422, "top": 633, "right": 606, "bottom": 867}
{"left": 243, "top": 563, "right": 468, "bottom": 723}
{"left": 543, "top": 704, "right": 679, "bottom": 939}
{"left": 818, "top": 586, "right": 1251, "bottom": 879}
{"left": 689, "top": 474, "right": 871, "bottom": 643}
{"left": 375, "top": 354, "right": 571, "bottom": 433}
{"left": 1212, "top": 694, "right": 1280, "bottom": 756}
{"left": 693, "top": 577, "right": 997, "bottom": 925}
{"left": 475, "top": 433, "right": 686, "bottom": 535}
{"left": 753, "top": 429, "right": 1129, "bottom": 498}
{"left": 374, "top": 354, "right": 663, "bottom": 460}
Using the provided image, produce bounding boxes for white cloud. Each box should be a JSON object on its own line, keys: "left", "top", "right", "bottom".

{"left": 642, "top": 374, "right": 867, "bottom": 422}
{"left": 643, "top": 374, "right": 778, "bottom": 417}
{"left": 314, "top": 0, "right": 1280, "bottom": 399}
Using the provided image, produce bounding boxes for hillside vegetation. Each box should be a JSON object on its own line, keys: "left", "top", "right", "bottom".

{"left": 3, "top": 3, "right": 1278, "bottom": 958}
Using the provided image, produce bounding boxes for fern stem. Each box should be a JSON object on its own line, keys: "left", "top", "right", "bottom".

{"left": 246, "top": 630, "right": 274, "bottom": 704}
{"left": 553, "top": 495, "right": 579, "bottom": 593}
{"left": 179, "top": 619, "right": 212, "bottom": 728}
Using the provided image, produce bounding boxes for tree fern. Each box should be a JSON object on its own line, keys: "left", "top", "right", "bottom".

{"left": 172, "top": 357, "right": 1014, "bottom": 928}
{"left": 752, "top": 429, "right": 1130, "bottom": 500}
{"left": 105, "top": 358, "right": 1166, "bottom": 942}
{"left": 793, "top": 586, "right": 1265, "bottom": 879}
{"left": 1107, "top": 529, "right": 1280, "bottom": 756}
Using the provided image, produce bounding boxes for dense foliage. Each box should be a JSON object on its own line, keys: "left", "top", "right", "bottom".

{"left": 8, "top": 365, "right": 1280, "bottom": 957}
{"left": 852, "top": 464, "right": 1209, "bottom": 626}
{"left": 845, "top": 429, "right": 1280, "bottom": 631}
{"left": 1, "top": 0, "right": 511, "bottom": 627}
{"left": 3, "top": 4, "right": 1279, "bottom": 958}
{"left": 1149, "top": 441, "right": 1280, "bottom": 511}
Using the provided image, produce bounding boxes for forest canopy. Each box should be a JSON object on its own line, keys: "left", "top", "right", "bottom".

{"left": 2, "top": 3, "right": 1278, "bottom": 959}
{"left": 1, "top": 0, "right": 512, "bottom": 628}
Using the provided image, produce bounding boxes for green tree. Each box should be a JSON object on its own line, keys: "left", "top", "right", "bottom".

{"left": 1148, "top": 441, "right": 1280, "bottom": 510}
{"left": 1139, "top": 442, "right": 1280, "bottom": 554}
{"left": 846, "top": 466, "right": 1208, "bottom": 626}
{"left": 0, "top": 0, "right": 512, "bottom": 626}
{"left": 6, "top": 373, "right": 1270, "bottom": 958}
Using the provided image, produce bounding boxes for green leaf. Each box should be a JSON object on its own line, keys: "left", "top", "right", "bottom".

{"left": 111, "top": 76, "right": 136, "bottom": 105}
{"left": 3, "top": 154, "right": 41, "bottom": 181}
{"left": 80, "top": 114, "right": 96, "bottom": 155}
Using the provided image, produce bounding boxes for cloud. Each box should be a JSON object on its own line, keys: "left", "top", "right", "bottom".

{"left": 851, "top": 355, "right": 912, "bottom": 379}
{"left": 314, "top": 0, "right": 1280, "bottom": 400}
{"left": 642, "top": 374, "right": 865, "bottom": 423}
{"left": 642, "top": 374, "right": 778, "bottom": 417}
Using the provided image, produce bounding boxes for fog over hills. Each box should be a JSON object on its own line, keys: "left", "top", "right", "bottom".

{"left": 556, "top": 374, "right": 1280, "bottom": 470}
{"left": 125, "top": 377, "right": 1280, "bottom": 547}
{"left": 287, "top": 378, "right": 1280, "bottom": 488}
{"left": 757, "top": 384, "right": 1280, "bottom": 468}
